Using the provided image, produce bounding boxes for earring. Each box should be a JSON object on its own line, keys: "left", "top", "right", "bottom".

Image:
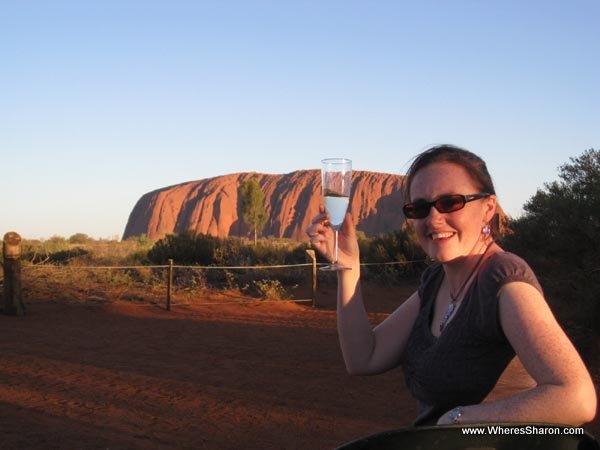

{"left": 482, "top": 223, "right": 491, "bottom": 237}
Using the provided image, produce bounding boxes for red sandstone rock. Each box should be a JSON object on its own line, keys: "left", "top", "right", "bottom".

{"left": 122, "top": 170, "right": 406, "bottom": 241}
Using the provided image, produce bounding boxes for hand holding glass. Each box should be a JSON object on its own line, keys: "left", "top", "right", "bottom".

{"left": 321, "top": 158, "right": 352, "bottom": 271}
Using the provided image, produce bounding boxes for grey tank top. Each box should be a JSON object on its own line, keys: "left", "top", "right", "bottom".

{"left": 401, "top": 251, "right": 543, "bottom": 426}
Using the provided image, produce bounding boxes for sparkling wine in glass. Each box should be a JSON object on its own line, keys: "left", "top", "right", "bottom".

{"left": 320, "top": 158, "right": 352, "bottom": 271}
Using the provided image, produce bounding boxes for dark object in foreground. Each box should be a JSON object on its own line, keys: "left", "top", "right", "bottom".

{"left": 2, "top": 231, "right": 25, "bottom": 316}
{"left": 335, "top": 424, "right": 599, "bottom": 450}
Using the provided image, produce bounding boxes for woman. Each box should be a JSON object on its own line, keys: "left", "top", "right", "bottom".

{"left": 306, "top": 145, "right": 596, "bottom": 426}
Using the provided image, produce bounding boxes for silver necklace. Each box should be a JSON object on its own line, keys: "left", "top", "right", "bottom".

{"left": 439, "top": 241, "right": 492, "bottom": 333}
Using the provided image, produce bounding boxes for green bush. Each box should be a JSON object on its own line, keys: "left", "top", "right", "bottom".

{"left": 45, "top": 247, "right": 90, "bottom": 265}
{"left": 68, "top": 233, "right": 93, "bottom": 244}
{"left": 146, "top": 232, "right": 311, "bottom": 291}
{"left": 147, "top": 232, "right": 220, "bottom": 265}
{"left": 251, "top": 279, "right": 290, "bottom": 300}
{"left": 503, "top": 149, "right": 600, "bottom": 334}
{"left": 146, "top": 228, "right": 426, "bottom": 289}
{"left": 358, "top": 227, "right": 427, "bottom": 284}
{"left": 147, "top": 232, "right": 311, "bottom": 267}
{"left": 21, "top": 239, "right": 87, "bottom": 265}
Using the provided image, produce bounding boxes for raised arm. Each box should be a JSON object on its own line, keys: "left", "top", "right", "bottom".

{"left": 337, "top": 266, "right": 421, "bottom": 375}
{"left": 306, "top": 207, "right": 421, "bottom": 376}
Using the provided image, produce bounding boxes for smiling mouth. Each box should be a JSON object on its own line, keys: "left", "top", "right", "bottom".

{"left": 428, "top": 232, "right": 456, "bottom": 241}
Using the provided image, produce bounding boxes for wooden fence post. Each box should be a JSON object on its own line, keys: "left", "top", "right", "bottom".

{"left": 166, "top": 259, "right": 173, "bottom": 311}
{"left": 305, "top": 249, "right": 317, "bottom": 308}
{"left": 2, "top": 232, "right": 25, "bottom": 316}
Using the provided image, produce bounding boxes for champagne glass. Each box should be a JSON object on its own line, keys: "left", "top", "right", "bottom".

{"left": 320, "top": 158, "right": 352, "bottom": 271}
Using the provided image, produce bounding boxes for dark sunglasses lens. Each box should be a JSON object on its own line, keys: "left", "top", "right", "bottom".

{"left": 403, "top": 201, "right": 430, "bottom": 219}
{"left": 436, "top": 195, "right": 465, "bottom": 213}
{"left": 402, "top": 204, "right": 415, "bottom": 218}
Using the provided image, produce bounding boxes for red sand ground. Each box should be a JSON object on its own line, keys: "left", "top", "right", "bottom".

{"left": 1, "top": 284, "right": 598, "bottom": 449}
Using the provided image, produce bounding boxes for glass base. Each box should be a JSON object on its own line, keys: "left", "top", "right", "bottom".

{"left": 319, "top": 263, "right": 352, "bottom": 271}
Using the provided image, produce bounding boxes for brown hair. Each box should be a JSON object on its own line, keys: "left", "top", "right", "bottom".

{"left": 403, "top": 144, "right": 510, "bottom": 239}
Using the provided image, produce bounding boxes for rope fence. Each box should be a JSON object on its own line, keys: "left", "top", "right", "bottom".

{"left": 23, "top": 264, "right": 170, "bottom": 270}
{"left": 5, "top": 231, "right": 598, "bottom": 316}
{"left": 20, "top": 262, "right": 426, "bottom": 270}
{"left": 20, "top": 260, "right": 427, "bottom": 271}
{"left": 2, "top": 232, "right": 428, "bottom": 313}
{"left": 11, "top": 251, "right": 427, "bottom": 311}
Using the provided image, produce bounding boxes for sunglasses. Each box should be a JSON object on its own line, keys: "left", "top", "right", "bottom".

{"left": 403, "top": 193, "right": 491, "bottom": 219}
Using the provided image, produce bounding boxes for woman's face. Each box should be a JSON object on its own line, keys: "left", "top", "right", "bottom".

{"left": 408, "top": 162, "right": 496, "bottom": 263}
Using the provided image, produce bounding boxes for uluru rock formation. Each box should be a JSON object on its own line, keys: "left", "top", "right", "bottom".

{"left": 122, "top": 170, "right": 407, "bottom": 241}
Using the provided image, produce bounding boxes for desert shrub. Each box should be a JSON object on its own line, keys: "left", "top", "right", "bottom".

{"left": 68, "top": 233, "right": 93, "bottom": 244}
{"left": 42, "top": 235, "right": 70, "bottom": 253}
{"left": 147, "top": 232, "right": 312, "bottom": 290}
{"left": 21, "top": 240, "right": 89, "bottom": 265}
{"left": 147, "top": 232, "right": 220, "bottom": 265}
{"left": 90, "top": 269, "right": 135, "bottom": 287}
{"left": 45, "top": 247, "right": 90, "bottom": 265}
{"left": 91, "top": 239, "right": 153, "bottom": 266}
{"left": 20, "top": 240, "right": 50, "bottom": 264}
{"left": 149, "top": 232, "right": 313, "bottom": 266}
{"left": 123, "top": 249, "right": 152, "bottom": 265}
{"left": 19, "top": 234, "right": 158, "bottom": 269}
{"left": 24, "top": 236, "right": 69, "bottom": 257}
{"left": 116, "top": 267, "right": 162, "bottom": 286}
{"left": 47, "top": 235, "right": 67, "bottom": 244}
{"left": 108, "top": 270, "right": 136, "bottom": 287}
{"left": 357, "top": 227, "right": 427, "bottom": 284}
{"left": 212, "top": 239, "right": 252, "bottom": 266}
{"left": 133, "top": 233, "right": 154, "bottom": 247}
{"left": 251, "top": 279, "right": 290, "bottom": 300}
{"left": 140, "top": 227, "right": 429, "bottom": 291}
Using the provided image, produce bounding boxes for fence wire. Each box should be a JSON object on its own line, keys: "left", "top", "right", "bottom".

{"left": 17, "top": 259, "right": 428, "bottom": 308}
{"left": 21, "top": 259, "right": 428, "bottom": 271}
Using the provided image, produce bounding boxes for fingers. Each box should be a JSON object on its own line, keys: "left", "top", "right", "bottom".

{"left": 306, "top": 207, "right": 330, "bottom": 239}
{"left": 306, "top": 207, "right": 332, "bottom": 250}
{"left": 340, "top": 212, "right": 356, "bottom": 238}
{"left": 306, "top": 230, "right": 329, "bottom": 258}
{"left": 305, "top": 223, "right": 329, "bottom": 243}
{"left": 305, "top": 207, "right": 357, "bottom": 263}
{"left": 308, "top": 221, "right": 328, "bottom": 234}
{"left": 308, "top": 235, "right": 328, "bottom": 247}
{"left": 311, "top": 207, "right": 329, "bottom": 226}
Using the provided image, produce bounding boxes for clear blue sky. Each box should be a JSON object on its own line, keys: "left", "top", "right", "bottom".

{"left": 1, "top": 1, "right": 598, "bottom": 239}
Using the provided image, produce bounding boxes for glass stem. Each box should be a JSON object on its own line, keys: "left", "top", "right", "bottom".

{"left": 334, "top": 229, "right": 339, "bottom": 264}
